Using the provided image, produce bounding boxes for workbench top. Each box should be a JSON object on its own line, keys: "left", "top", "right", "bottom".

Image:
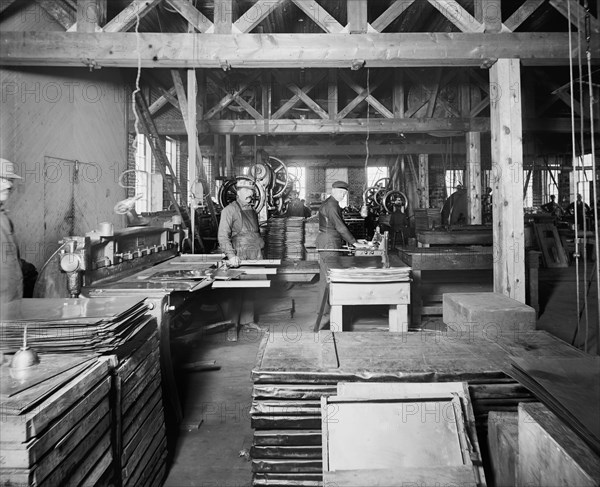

{"left": 321, "top": 255, "right": 406, "bottom": 270}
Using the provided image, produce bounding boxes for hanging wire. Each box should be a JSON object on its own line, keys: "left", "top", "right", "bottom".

{"left": 131, "top": 7, "right": 143, "bottom": 144}
{"left": 582, "top": 0, "right": 600, "bottom": 354}
{"left": 567, "top": 0, "right": 583, "bottom": 348}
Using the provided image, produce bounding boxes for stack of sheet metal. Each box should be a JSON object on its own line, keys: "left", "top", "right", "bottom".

{"left": 0, "top": 297, "right": 150, "bottom": 355}
{"left": 328, "top": 267, "right": 411, "bottom": 282}
{"left": 284, "top": 217, "right": 305, "bottom": 261}
{"left": 510, "top": 356, "right": 600, "bottom": 455}
{"left": 0, "top": 356, "right": 113, "bottom": 486}
{"left": 265, "top": 217, "right": 286, "bottom": 259}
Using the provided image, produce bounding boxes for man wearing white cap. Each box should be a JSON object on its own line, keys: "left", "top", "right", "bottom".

{"left": 0, "top": 158, "right": 23, "bottom": 304}
{"left": 218, "top": 178, "right": 265, "bottom": 330}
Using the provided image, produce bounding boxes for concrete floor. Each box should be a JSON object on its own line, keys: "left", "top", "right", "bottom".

{"left": 163, "top": 264, "right": 598, "bottom": 487}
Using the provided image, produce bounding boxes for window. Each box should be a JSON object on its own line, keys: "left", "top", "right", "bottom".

{"left": 134, "top": 134, "right": 152, "bottom": 213}
{"left": 367, "top": 166, "right": 389, "bottom": 187}
{"left": 445, "top": 170, "right": 464, "bottom": 197}
{"left": 543, "top": 168, "right": 560, "bottom": 203}
{"left": 165, "top": 137, "right": 178, "bottom": 177}
{"left": 574, "top": 154, "right": 594, "bottom": 206}
{"left": 523, "top": 169, "right": 533, "bottom": 207}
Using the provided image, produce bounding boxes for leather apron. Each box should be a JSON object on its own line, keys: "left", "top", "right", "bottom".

{"left": 232, "top": 202, "right": 264, "bottom": 260}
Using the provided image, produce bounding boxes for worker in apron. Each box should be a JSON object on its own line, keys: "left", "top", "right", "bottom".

{"left": 316, "top": 180, "right": 368, "bottom": 328}
{"left": 218, "top": 178, "right": 265, "bottom": 329}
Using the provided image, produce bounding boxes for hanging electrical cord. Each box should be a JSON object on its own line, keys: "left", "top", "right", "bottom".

{"left": 567, "top": 0, "right": 583, "bottom": 348}
{"left": 583, "top": 0, "right": 600, "bottom": 355}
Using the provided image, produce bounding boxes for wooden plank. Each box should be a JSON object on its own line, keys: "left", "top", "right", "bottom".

{"left": 327, "top": 69, "right": 337, "bottom": 120}
{"left": 480, "top": 0, "right": 502, "bottom": 33}
{"left": 103, "top": 0, "right": 162, "bottom": 33}
{"left": 347, "top": 0, "right": 367, "bottom": 33}
{"left": 121, "top": 348, "right": 160, "bottom": 399}
{"left": 239, "top": 266, "right": 278, "bottom": 275}
{"left": 80, "top": 441, "right": 113, "bottom": 486}
{"left": 330, "top": 281, "right": 410, "bottom": 306}
{"left": 418, "top": 154, "right": 429, "bottom": 209}
{"left": 253, "top": 430, "right": 323, "bottom": 446}
{"left": 123, "top": 387, "right": 161, "bottom": 446}
{"left": 2, "top": 32, "right": 598, "bottom": 68}
{"left": 124, "top": 432, "right": 166, "bottom": 487}
{"left": 68, "top": 431, "right": 111, "bottom": 487}
{"left": 166, "top": 0, "right": 213, "bottom": 33}
{"left": 428, "top": 0, "right": 485, "bottom": 33}
{"left": 212, "top": 279, "right": 271, "bottom": 288}
{"left": 371, "top": 0, "right": 415, "bottom": 32}
{"left": 272, "top": 72, "right": 328, "bottom": 120}
{"left": 488, "top": 411, "right": 518, "bottom": 487}
{"left": 273, "top": 71, "right": 329, "bottom": 120}
{"left": 76, "top": 0, "right": 106, "bottom": 32}
{"left": 393, "top": 69, "right": 404, "bottom": 118}
{"left": 149, "top": 86, "right": 178, "bottom": 115}
{"left": 117, "top": 334, "right": 158, "bottom": 382}
{"left": 251, "top": 445, "right": 322, "bottom": 459}
{"left": 504, "top": 0, "right": 545, "bottom": 31}
{"left": 34, "top": 0, "right": 76, "bottom": 30}
{"left": 122, "top": 402, "right": 164, "bottom": 465}
{"left": 290, "top": 0, "right": 344, "bottom": 33}
{"left": 214, "top": 0, "right": 233, "bottom": 34}
{"left": 323, "top": 467, "right": 479, "bottom": 486}
{"left": 550, "top": 0, "right": 600, "bottom": 34}
{"left": 466, "top": 131, "right": 482, "bottom": 224}
{"left": 122, "top": 372, "right": 161, "bottom": 435}
{"left": 518, "top": 403, "right": 600, "bottom": 487}
{"left": 490, "top": 59, "right": 525, "bottom": 302}
{"left": 122, "top": 363, "right": 160, "bottom": 414}
{"left": 338, "top": 71, "right": 393, "bottom": 119}
{"left": 234, "top": 0, "right": 285, "bottom": 33}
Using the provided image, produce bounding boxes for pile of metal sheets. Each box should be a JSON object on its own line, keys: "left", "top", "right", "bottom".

{"left": 510, "top": 356, "right": 600, "bottom": 455}
{"left": 328, "top": 267, "right": 410, "bottom": 283}
{"left": 265, "top": 217, "right": 286, "bottom": 259}
{"left": 0, "top": 357, "right": 114, "bottom": 486}
{"left": 284, "top": 217, "right": 305, "bottom": 261}
{"left": 0, "top": 297, "right": 150, "bottom": 355}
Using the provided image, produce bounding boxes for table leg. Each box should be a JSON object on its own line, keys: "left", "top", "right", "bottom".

{"left": 389, "top": 304, "right": 409, "bottom": 332}
{"left": 412, "top": 270, "right": 422, "bottom": 328}
{"left": 330, "top": 305, "right": 343, "bottom": 332}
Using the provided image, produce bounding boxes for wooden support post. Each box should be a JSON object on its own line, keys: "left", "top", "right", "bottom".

{"left": 490, "top": 58, "right": 526, "bottom": 302}
{"left": 225, "top": 134, "right": 233, "bottom": 177}
{"left": 418, "top": 154, "right": 429, "bottom": 209}
{"left": 76, "top": 0, "right": 106, "bottom": 32}
{"left": 480, "top": 0, "right": 503, "bottom": 32}
{"left": 393, "top": 69, "right": 404, "bottom": 118}
{"left": 466, "top": 132, "right": 482, "bottom": 224}
{"left": 347, "top": 0, "right": 368, "bottom": 34}
{"left": 328, "top": 69, "right": 338, "bottom": 120}
{"left": 214, "top": 0, "right": 232, "bottom": 34}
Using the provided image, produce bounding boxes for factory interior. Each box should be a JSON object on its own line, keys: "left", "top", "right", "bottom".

{"left": 0, "top": 1, "right": 599, "bottom": 486}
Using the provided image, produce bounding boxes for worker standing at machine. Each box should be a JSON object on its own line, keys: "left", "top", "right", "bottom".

{"left": 316, "top": 181, "right": 368, "bottom": 325}
{"left": 285, "top": 190, "right": 307, "bottom": 218}
{"left": 0, "top": 158, "right": 23, "bottom": 305}
{"left": 218, "top": 178, "right": 265, "bottom": 329}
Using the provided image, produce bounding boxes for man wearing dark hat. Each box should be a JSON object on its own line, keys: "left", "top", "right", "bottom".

{"left": 0, "top": 158, "right": 23, "bottom": 304}
{"left": 316, "top": 181, "right": 368, "bottom": 324}
{"left": 218, "top": 178, "right": 265, "bottom": 329}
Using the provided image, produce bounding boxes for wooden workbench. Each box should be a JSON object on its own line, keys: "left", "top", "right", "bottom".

{"left": 250, "top": 330, "right": 585, "bottom": 483}
{"left": 320, "top": 255, "right": 411, "bottom": 332}
{"left": 416, "top": 226, "right": 493, "bottom": 247}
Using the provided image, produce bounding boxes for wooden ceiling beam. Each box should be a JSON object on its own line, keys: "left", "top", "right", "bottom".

{"left": 103, "top": 0, "right": 163, "bottom": 33}
{"left": 427, "top": 0, "right": 484, "bottom": 33}
{"left": 165, "top": 0, "right": 213, "bottom": 33}
{"left": 34, "top": 0, "right": 76, "bottom": 30}
{"left": 234, "top": 0, "right": 286, "bottom": 33}
{"left": 238, "top": 143, "right": 467, "bottom": 157}
{"left": 2, "top": 32, "right": 597, "bottom": 68}
{"left": 290, "top": 0, "right": 344, "bottom": 33}
{"left": 504, "top": 0, "right": 545, "bottom": 32}
{"left": 371, "top": 0, "right": 415, "bottom": 33}
{"left": 550, "top": 0, "right": 600, "bottom": 34}
{"left": 150, "top": 86, "right": 178, "bottom": 114}
{"left": 76, "top": 0, "right": 106, "bottom": 32}
{"left": 272, "top": 71, "right": 327, "bottom": 119}
{"left": 204, "top": 71, "right": 262, "bottom": 119}
{"left": 338, "top": 71, "right": 392, "bottom": 119}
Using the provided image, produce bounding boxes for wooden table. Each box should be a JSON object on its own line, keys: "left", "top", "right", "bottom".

{"left": 321, "top": 255, "right": 411, "bottom": 333}
{"left": 398, "top": 248, "right": 540, "bottom": 327}
{"left": 416, "top": 227, "right": 493, "bottom": 247}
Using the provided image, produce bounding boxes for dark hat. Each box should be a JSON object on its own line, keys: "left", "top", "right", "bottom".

{"left": 332, "top": 180, "right": 349, "bottom": 191}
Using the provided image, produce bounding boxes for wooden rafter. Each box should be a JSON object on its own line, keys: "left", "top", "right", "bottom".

{"left": 470, "top": 96, "right": 490, "bottom": 117}
{"left": 2, "top": 32, "right": 597, "bottom": 68}
{"left": 76, "top": 0, "right": 106, "bottom": 32}
{"left": 338, "top": 71, "right": 393, "bottom": 119}
{"left": 271, "top": 72, "right": 327, "bottom": 120}
{"left": 208, "top": 72, "right": 263, "bottom": 120}
{"left": 504, "top": 0, "right": 545, "bottom": 32}
{"left": 425, "top": 68, "right": 443, "bottom": 118}
{"left": 239, "top": 143, "right": 467, "bottom": 156}
{"left": 290, "top": 0, "right": 344, "bottom": 33}
{"left": 34, "top": 0, "right": 76, "bottom": 30}
{"left": 103, "top": 0, "right": 162, "bottom": 33}
{"left": 273, "top": 71, "right": 328, "bottom": 119}
{"left": 549, "top": 0, "right": 600, "bottom": 34}
{"left": 0, "top": 0, "right": 19, "bottom": 15}
{"left": 165, "top": 0, "right": 213, "bottom": 33}
{"left": 427, "top": 0, "right": 484, "bottom": 33}
{"left": 533, "top": 68, "right": 583, "bottom": 117}
{"left": 371, "top": 0, "right": 415, "bottom": 33}
{"left": 204, "top": 71, "right": 262, "bottom": 119}
{"left": 150, "top": 86, "right": 178, "bottom": 114}
{"left": 233, "top": 0, "right": 286, "bottom": 33}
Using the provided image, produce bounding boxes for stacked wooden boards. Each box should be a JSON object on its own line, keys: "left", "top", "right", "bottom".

{"left": 250, "top": 330, "right": 586, "bottom": 486}
{"left": 114, "top": 325, "right": 168, "bottom": 487}
{"left": 0, "top": 356, "right": 114, "bottom": 486}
